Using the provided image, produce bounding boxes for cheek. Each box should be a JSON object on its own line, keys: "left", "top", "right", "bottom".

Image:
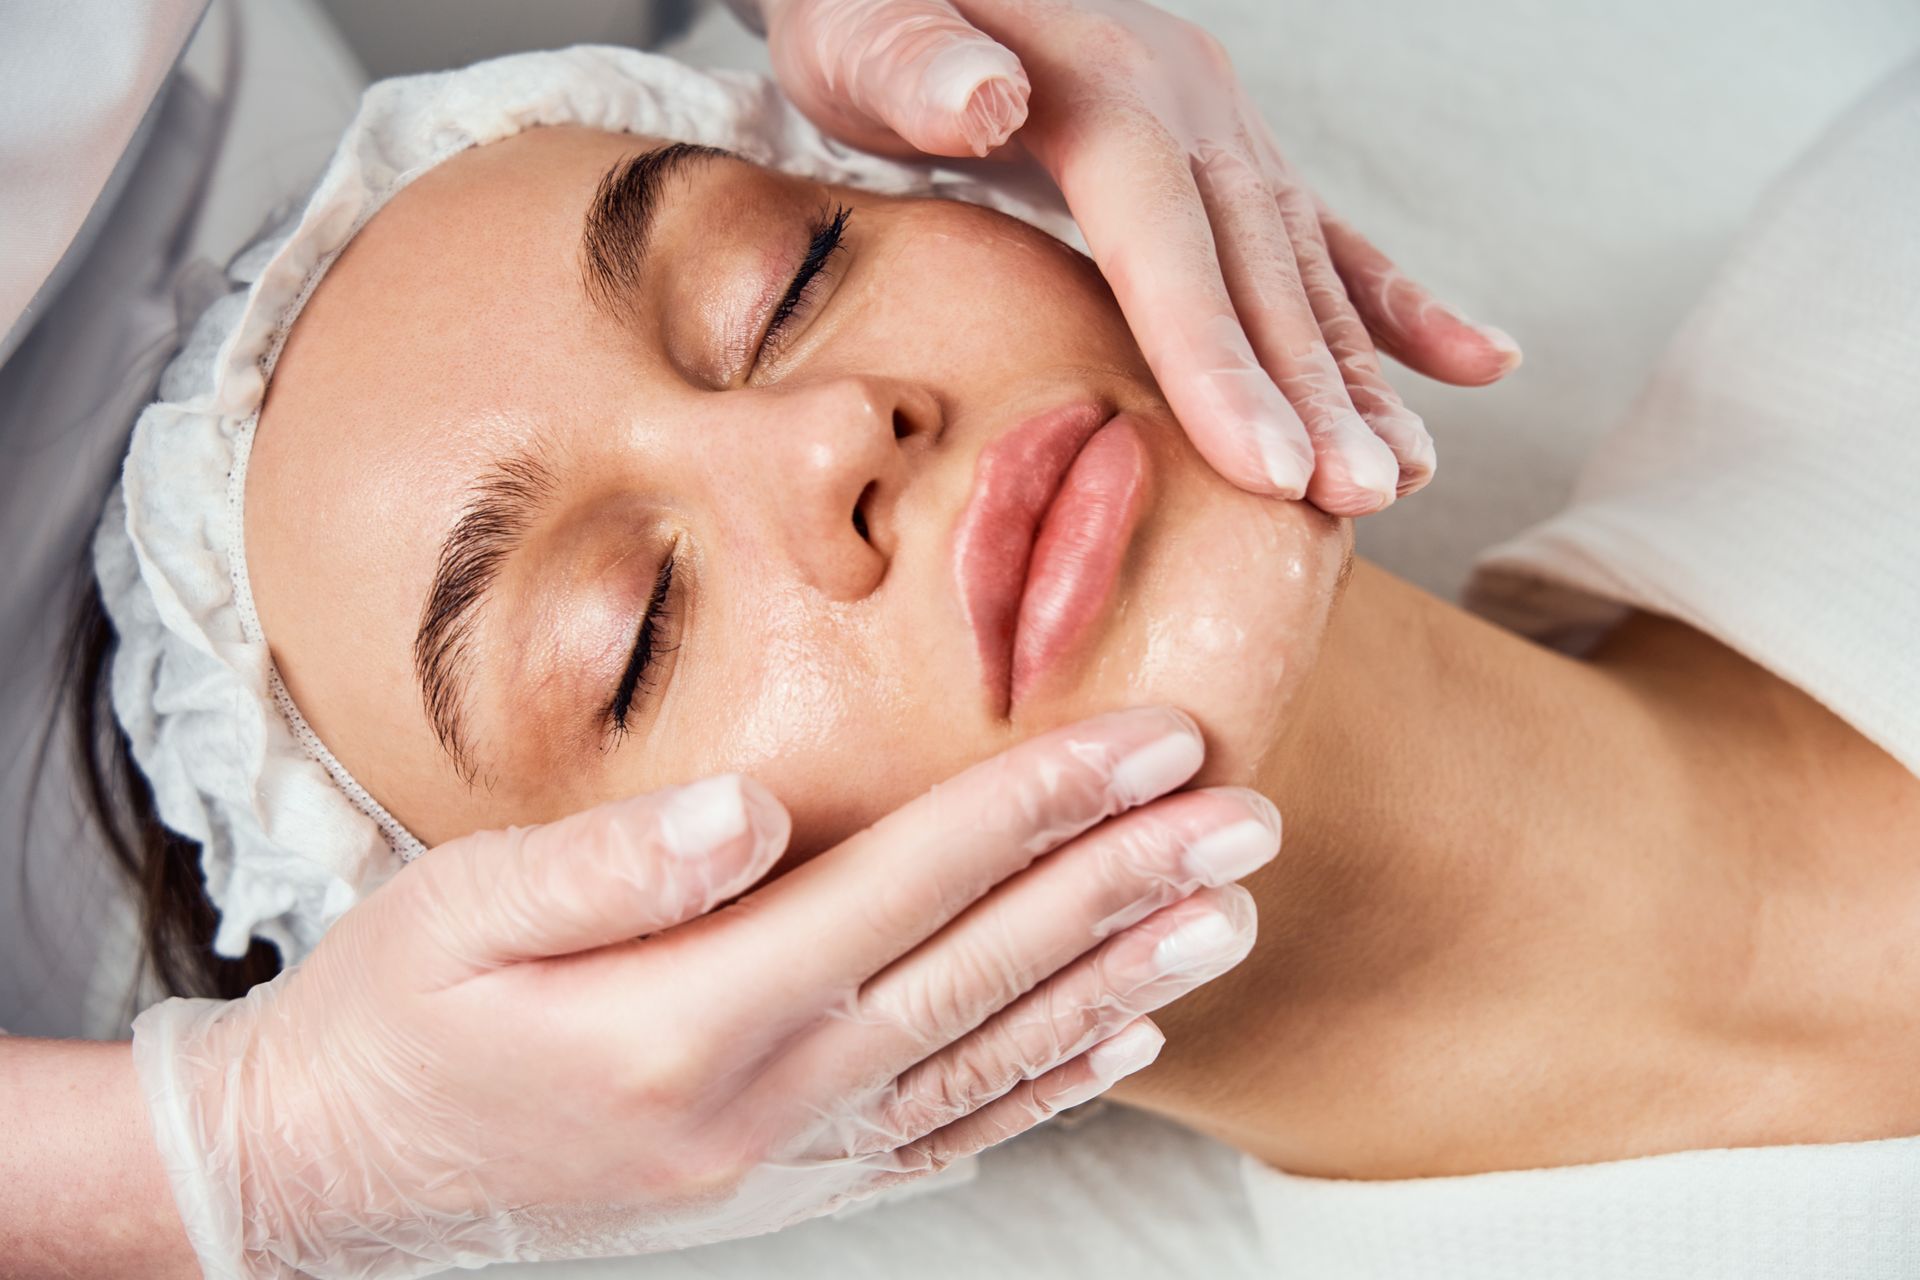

{"left": 871, "top": 206, "right": 1138, "bottom": 376}
{"left": 674, "top": 585, "right": 936, "bottom": 863}
{"left": 1131, "top": 497, "right": 1346, "bottom": 784}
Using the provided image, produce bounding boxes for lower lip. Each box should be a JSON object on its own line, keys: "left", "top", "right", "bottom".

{"left": 1009, "top": 414, "right": 1148, "bottom": 707}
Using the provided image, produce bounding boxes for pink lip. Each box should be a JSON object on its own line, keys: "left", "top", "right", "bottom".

{"left": 952, "top": 401, "right": 1149, "bottom": 715}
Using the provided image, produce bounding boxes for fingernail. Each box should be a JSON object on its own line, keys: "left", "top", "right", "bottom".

{"left": 1112, "top": 727, "right": 1205, "bottom": 807}
{"left": 921, "top": 38, "right": 1029, "bottom": 156}
{"left": 1396, "top": 416, "right": 1438, "bottom": 482}
{"left": 958, "top": 75, "right": 1027, "bottom": 156}
{"left": 1476, "top": 324, "right": 1523, "bottom": 373}
{"left": 1045, "top": 1073, "right": 1113, "bottom": 1114}
{"left": 1254, "top": 417, "right": 1311, "bottom": 497}
{"left": 1185, "top": 818, "right": 1280, "bottom": 883}
{"left": 1150, "top": 910, "right": 1247, "bottom": 973}
{"left": 659, "top": 775, "right": 749, "bottom": 859}
{"left": 1340, "top": 420, "right": 1402, "bottom": 503}
{"left": 1086, "top": 1021, "right": 1165, "bottom": 1080}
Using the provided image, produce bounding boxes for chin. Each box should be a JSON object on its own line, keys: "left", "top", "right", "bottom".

{"left": 1039, "top": 449, "right": 1349, "bottom": 791}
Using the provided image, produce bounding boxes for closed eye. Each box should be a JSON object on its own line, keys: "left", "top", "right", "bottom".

{"left": 605, "top": 550, "right": 679, "bottom": 744}
{"left": 758, "top": 203, "right": 850, "bottom": 367}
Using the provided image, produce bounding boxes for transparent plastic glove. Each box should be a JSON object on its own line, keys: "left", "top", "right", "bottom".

{"left": 132, "top": 706, "right": 1269, "bottom": 1279}
{"left": 744, "top": 0, "right": 1524, "bottom": 512}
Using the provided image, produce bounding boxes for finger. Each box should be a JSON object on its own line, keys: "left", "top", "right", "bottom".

{"left": 727, "top": 706, "right": 1206, "bottom": 999}
{"left": 870, "top": 1016, "right": 1167, "bottom": 1185}
{"left": 769, "top": 0, "right": 1031, "bottom": 158}
{"left": 1028, "top": 106, "right": 1315, "bottom": 498}
{"left": 1195, "top": 140, "right": 1400, "bottom": 514}
{"left": 1316, "top": 203, "right": 1523, "bottom": 387}
{"left": 1271, "top": 188, "right": 1437, "bottom": 499}
{"left": 838, "top": 886, "right": 1258, "bottom": 1155}
{"left": 809, "top": 787, "right": 1276, "bottom": 1088}
{"left": 407, "top": 775, "right": 791, "bottom": 969}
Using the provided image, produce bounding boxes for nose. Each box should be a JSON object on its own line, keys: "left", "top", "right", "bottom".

{"left": 732, "top": 375, "right": 942, "bottom": 599}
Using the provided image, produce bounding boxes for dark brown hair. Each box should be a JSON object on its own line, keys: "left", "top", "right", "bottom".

{"left": 66, "top": 578, "right": 282, "bottom": 1002}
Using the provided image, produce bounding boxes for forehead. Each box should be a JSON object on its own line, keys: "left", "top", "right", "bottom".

{"left": 255, "top": 127, "right": 647, "bottom": 545}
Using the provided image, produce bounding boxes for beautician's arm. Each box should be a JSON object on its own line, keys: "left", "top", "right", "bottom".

{"left": 1117, "top": 563, "right": 1920, "bottom": 1179}
{"left": 0, "top": 1038, "right": 198, "bottom": 1277}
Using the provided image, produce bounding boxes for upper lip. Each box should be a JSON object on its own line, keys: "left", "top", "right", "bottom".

{"left": 950, "top": 400, "right": 1114, "bottom": 715}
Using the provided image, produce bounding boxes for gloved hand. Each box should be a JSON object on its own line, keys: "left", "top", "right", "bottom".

{"left": 738, "top": 0, "right": 1523, "bottom": 513}
{"left": 132, "top": 706, "right": 1270, "bottom": 1279}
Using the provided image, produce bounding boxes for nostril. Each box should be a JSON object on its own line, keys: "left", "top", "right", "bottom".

{"left": 853, "top": 482, "right": 874, "bottom": 541}
{"left": 892, "top": 409, "right": 910, "bottom": 441}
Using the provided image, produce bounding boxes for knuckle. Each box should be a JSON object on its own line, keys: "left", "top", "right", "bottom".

{"left": 974, "top": 746, "right": 1110, "bottom": 850}
{"left": 855, "top": 869, "right": 935, "bottom": 950}
{"left": 866, "top": 1071, "right": 966, "bottom": 1154}
{"left": 891, "top": 1139, "right": 948, "bottom": 1178}
{"left": 864, "top": 969, "right": 973, "bottom": 1045}
{"left": 1109, "top": 810, "right": 1194, "bottom": 879}
{"left": 999, "top": 998, "right": 1088, "bottom": 1066}
{"left": 944, "top": 1036, "right": 1006, "bottom": 1097}
{"left": 1183, "top": 24, "right": 1236, "bottom": 79}
{"left": 617, "top": 1036, "right": 715, "bottom": 1113}
{"left": 999, "top": 1077, "right": 1053, "bottom": 1123}
{"left": 673, "top": 1141, "right": 759, "bottom": 1204}
{"left": 964, "top": 1017, "right": 1035, "bottom": 1088}
{"left": 928, "top": 1053, "right": 1006, "bottom": 1119}
{"left": 1075, "top": 13, "right": 1159, "bottom": 77}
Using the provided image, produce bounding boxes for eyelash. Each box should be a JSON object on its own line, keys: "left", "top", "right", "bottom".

{"left": 606, "top": 552, "right": 679, "bottom": 744}
{"left": 759, "top": 203, "right": 851, "bottom": 364}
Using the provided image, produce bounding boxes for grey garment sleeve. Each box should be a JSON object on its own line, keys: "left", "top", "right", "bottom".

{"left": 717, "top": 0, "right": 771, "bottom": 37}
{"left": 0, "top": 0, "right": 211, "bottom": 361}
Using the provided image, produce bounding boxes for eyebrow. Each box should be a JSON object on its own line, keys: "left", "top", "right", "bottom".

{"left": 580, "top": 141, "right": 733, "bottom": 319}
{"left": 414, "top": 451, "right": 556, "bottom": 787}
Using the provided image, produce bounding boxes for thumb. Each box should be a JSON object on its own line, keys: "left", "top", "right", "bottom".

{"left": 768, "top": 0, "right": 1030, "bottom": 158}
{"left": 411, "top": 775, "right": 792, "bottom": 968}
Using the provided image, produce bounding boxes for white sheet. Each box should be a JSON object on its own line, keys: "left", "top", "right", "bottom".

{"left": 1471, "top": 58, "right": 1920, "bottom": 775}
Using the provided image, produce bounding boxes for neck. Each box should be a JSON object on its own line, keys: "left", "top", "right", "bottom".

{"left": 1108, "top": 560, "right": 1697, "bottom": 1174}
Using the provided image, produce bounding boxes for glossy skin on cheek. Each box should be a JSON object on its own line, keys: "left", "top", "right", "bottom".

{"left": 1120, "top": 495, "right": 1348, "bottom": 789}
{"left": 694, "top": 587, "right": 922, "bottom": 856}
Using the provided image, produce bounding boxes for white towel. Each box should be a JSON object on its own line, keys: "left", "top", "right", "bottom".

{"left": 1470, "top": 58, "right": 1920, "bottom": 776}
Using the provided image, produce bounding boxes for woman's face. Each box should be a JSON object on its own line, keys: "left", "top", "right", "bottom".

{"left": 247, "top": 125, "right": 1347, "bottom": 856}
